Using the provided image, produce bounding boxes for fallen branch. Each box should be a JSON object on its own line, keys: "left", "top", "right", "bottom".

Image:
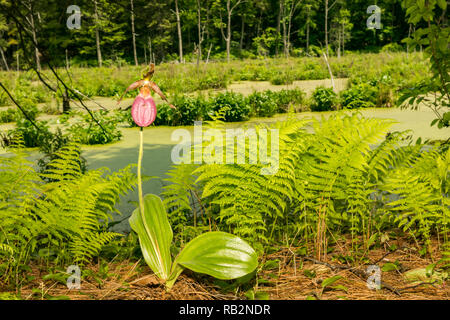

{"left": 398, "top": 281, "right": 437, "bottom": 293}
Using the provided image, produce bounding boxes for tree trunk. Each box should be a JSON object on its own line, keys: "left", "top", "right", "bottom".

{"left": 148, "top": 36, "right": 153, "bottom": 64}
{"left": 407, "top": 24, "right": 412, "bottom": 54}
{"left": 239, "top": 15, "right": 245, "bottom": 52}
{"left": 94, "top": 0, "right": 103, "bottom": 67}
{"left": 281, "top": 0, "right": 288, "bottom": 57}
{"left": 131, "top": 0, "right": 138, "bottom": 66}
{"left": 287, "top": 1, "right": 296, "bottom": 57}
{"left": 29, "top": 6, "right": 41, "bottom": 71}
{"left": 65, "top": 48, "right": 69, "bottom": 69}
{"left": 337, "top": 28, "right": 341, "bottom": 58}
{"left": 276, "top": 1, "right": 281, "bottom": 56}
{"left": 0, "top": 47, "right": 9, "bottom": 71}
{"left": 325, "top": 0, "right": 328, "bottom": 57}
{"left": 196, "top": 0, "right": 202, "bottom": 66}
{"left": 16, "top": 50, "right": 19, "bottom": 72}
{"left": 144, "top": 44, "right": 147, "bottom": 65}
{"left": 306, "top": 7, "right": 310, "bottom": 52}
{"left": 323, "top": 51, "right": 335, "bottom": 92}
{"left": 221, "top": 0, "right": 242, "bottom": 63}
{"left": 175, "top": 0, "right": 183, "bottom": 63}
{"left": 206, "top": 43, "right": 212, "bottom": 64}
{"left": 62, "top": 90, "right": 71, "bottom": 114}
{"left": 226, "top": 0, "right": 231, "bottom": 63}
{"left": 256, "top": 10, "right": 262, "bottom": 37}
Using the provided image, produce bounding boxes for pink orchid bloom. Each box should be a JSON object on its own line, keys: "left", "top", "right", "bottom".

{"left": 117, "top": 63, "right": 176, "bottom": 127}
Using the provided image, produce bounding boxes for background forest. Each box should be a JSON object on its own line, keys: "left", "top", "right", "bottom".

{"left": 0, "top": 0, "right": 429, "bottom": 68}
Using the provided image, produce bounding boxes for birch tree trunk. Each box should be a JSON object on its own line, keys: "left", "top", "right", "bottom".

{"left": 276, "top": 1, "right": 281, "bottom": 56}
{"left": 323, "top": 51, "right": 335, "bottom": 92}
{"left": 28, "top": 2, "right": 41, "bottom": 71}
{"left": 131, "top": 0, "right": 138, "bottom": 66}
{"left": 148, "top": 36, "right": 153, "bottom": 64}
{"left": 325, "top": 0, "right": 329, "bottom": 57}
{"left": 94, "top": 0, "right": 103, "bottom": 67}
{"left": 224, "top": 0, "right": 243, "bottom": 63}
{"left": 226, "top": 0, "right": 231, "bottom": 63}
{"left": 0, "top": 47, "right": 9, "bottom": 71}
{"left": 175, "top": 0, "right": 183, "bottom": 63}
{"left": 196, "top": 0, "right": 202, "bottom": 65}
{"left": 286, "top": 0, "right": 299, "bottom": 57}
{"left": 281, "top": 0, "right": 288, "bottom": 57}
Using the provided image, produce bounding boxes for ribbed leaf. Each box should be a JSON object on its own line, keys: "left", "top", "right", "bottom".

{"left": 173, "top": 231, "right": 258, "bottom": 280}
{"left": 129, "top": 194, "right": 173, "bottom": 280}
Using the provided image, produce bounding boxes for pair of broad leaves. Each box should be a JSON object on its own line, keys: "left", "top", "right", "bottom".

{"left": 129, "top": 194, "right": 258, "bottom": 289}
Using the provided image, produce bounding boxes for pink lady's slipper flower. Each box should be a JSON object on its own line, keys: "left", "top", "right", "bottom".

{"left": 116, "top": 64, "right": 176, "bottom": 245}
{"left": 117, "top": 63, "right": 176, "bottom": 127}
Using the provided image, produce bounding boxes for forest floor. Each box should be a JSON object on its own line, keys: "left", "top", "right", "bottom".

{"left": 11, "top": 236, "right": 449, "bottom": 300}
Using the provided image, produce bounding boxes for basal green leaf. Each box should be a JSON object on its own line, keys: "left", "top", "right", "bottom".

{"left": 129, "top": 194, "right": 173, "bottom": 280}
{"left": 173, "top": 231, "right": 258, "bottom": 280}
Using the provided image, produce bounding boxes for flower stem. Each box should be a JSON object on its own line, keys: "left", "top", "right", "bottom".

{"left": 138, "top": 127, "right": 144, "bottom": 217}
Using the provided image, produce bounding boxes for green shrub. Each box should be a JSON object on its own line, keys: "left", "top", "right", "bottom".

{"left": 153, "top": 104, "right": 173, "bottom": 126}
{"left": 381, "top": 43, "right": 404, "bottom": 53}
{"left": 246, "top": 91, "right": 279, "bottom": 117}
{"left": 5, "top": 118, "right": 54, "bottom": 148}
{"left": 12, "top": 101, "right": 40, "bottom": 120}
{"left": 68, "top": 110, "right": 122, "bottom": 145}
{"left": 0, "top": 90, "right": 8, "bottom": 106}
{"left": 377, "top": 85, "right": 395, "bottom": 108}
{"left": 311, "top": 86, "right": 338, "bottom": 111}
{"left": 0, "top": 108, "right": 17, "bottom": 123}
{"left": 270, "top": 72, "right": 294, "bottom": 85}
{"left": 273, "top": 89, "right": 306, "bottom": 112}
{"left": 208, "top": 92, "right": 250, "bottom": 122}
{"left": 307, "top": 45, "right": 322, "bottom": 57}
{"left": 171, "top": 95, "right": 208, "bottom": 126}
{"left": 340, "top": 83, "right": 378, "bottom": 109}
{"left": 198, "top": 74, "right": 228, "bottom": 90}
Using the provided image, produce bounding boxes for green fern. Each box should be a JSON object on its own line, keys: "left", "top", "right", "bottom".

{"left": 162, "top": 163, "right": 202, "bottom": 234}
{"left": 161, "top": 113, "right": 448, "bottom": 258}
{"left": 0, "top": 143, "right": 137, "bottom": 285}
{"left": 194, "top": 117, "right": 310, "bottom": 247}
{"left": 381, "top": 147, "right": 449, "bottom": 246}
{"left": 0, "top": 244, "right": 13, "bottom": 256}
